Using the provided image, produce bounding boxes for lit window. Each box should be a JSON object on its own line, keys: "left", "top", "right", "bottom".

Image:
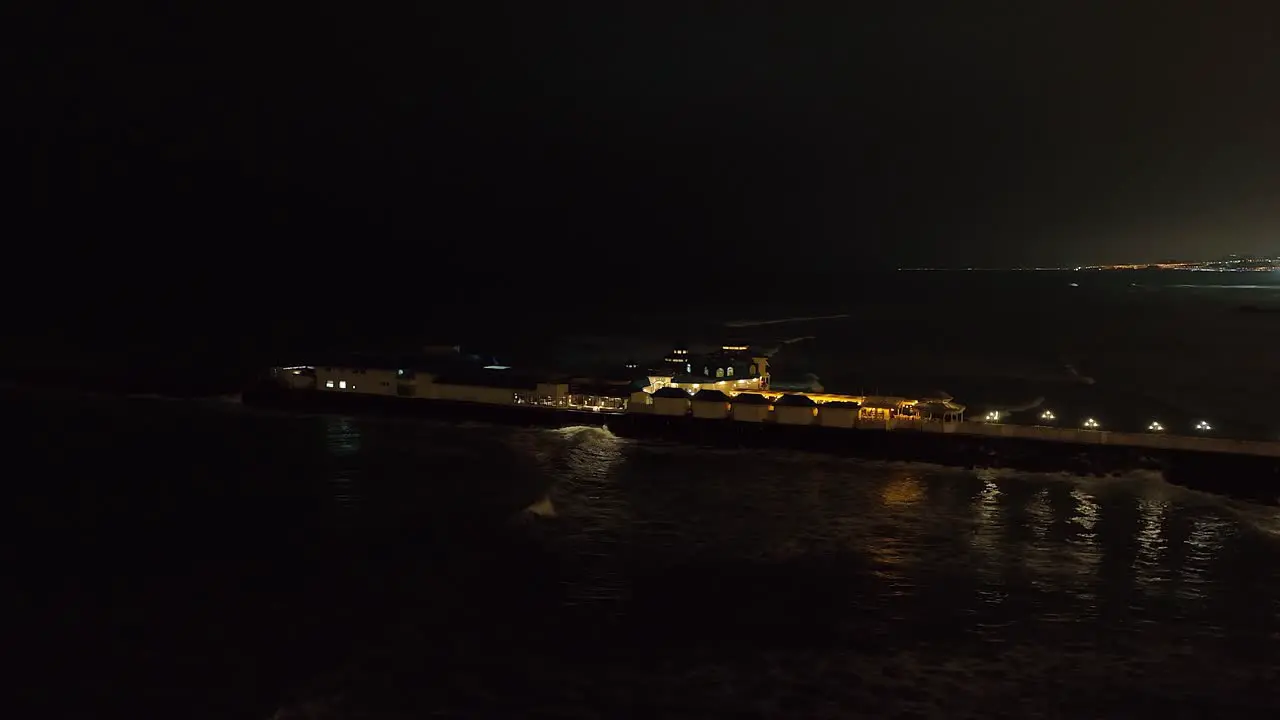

{"left": 716, "top": 368, "right": 725, "bottom": 378}
{"left": 704, "top": 366, "right": 710, "bottom": 376}
{"left": 326, "top": 380, "right": 335, "bottom": 388}
{"left": 686, "top": 363, "right": 692, "bottom": 372}
{"left": 726, "top": 367, "right": 734, "bottom": 376}
{"left": 749, "top": 364, "right": 757, "bottom": 375}
{"left": 339, "top": 380, "right": 347, "bottom": 389}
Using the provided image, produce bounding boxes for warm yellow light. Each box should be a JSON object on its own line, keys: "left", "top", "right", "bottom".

{"left": 881, "top": 476, "right": 924, "bottom": 506}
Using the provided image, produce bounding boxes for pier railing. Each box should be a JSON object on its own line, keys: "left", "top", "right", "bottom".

{"left": 632, "top": 406, "right": 1280, "bottom": 459}
{"left": 856, "top": 418, "right": 1280, "bottom": 457}
{"left": 944, "top": 421, "right": 1280, "bottom": 458}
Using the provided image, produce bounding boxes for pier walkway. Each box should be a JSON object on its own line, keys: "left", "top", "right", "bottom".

{"left": 898, "top": 419, "right": 1280, "bottom": 459}
{"left": 625, "top": 405, "right": 1280, "bottom": 459}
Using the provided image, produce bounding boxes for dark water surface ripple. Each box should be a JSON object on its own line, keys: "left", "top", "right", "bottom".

{"left": 7, "top": 389, "right": 1280, "bottom": 719}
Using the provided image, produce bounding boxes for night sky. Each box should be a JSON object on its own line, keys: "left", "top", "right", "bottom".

{"left": 16, "top": 3, "right": 1280, "bottom": 286}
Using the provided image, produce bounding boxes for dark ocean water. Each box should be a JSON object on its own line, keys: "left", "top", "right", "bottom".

{"left": 541, "top": 270, "right": 1280, "bottom": 438}
{"left": 14, "top": 269, "right": 1278, "bottom": 442}
{"left": 8, "top": 386, "right": 1280, "bottom": 719}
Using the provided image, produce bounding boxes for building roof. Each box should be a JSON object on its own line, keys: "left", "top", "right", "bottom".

{"left": 858, "top": 395, "right": 910, "bottom": 410}
{"left": 671, "top": 373, "right": 717, "bottom": 384}
{"left": 731, "top": 393, "right": 769, "bottom": 405}
{"left": 773, "top": 394, "right": 817, "bottom": 407}
{"left": 432, "top": 371, "right": 545, "bottom": 390}
{"left": 915, "top": 401, "right": 967, "bottom": 414}
{"left": 672, "top": 370, "right": 755, "bottom": 385}
{"left": 569, "top": 382, "right": 636, "bottom": 398}
{"left": 569, "top": 374, "right": 642, "bottom": 386}
{"left": 692, "top": 389, "right": 732, "bottom": 402}
{"left": 652, "top": 387, "right": 691, "bottom": 399}
{"left": 860, "top": 400, "right": 903, "bottom": 410}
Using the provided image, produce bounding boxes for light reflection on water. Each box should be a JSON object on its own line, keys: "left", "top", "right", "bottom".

{"left": 324, "top": 416, "right": 362, "bottom": 511}
{"left": 1135, "top": 497, "right": 1170, "bottom": 588}
{"left": 300, "top": 417, "right": 1270, "bottom": 617}
{"left": 865, "top": 473, "right": 924, "bottom": 590}
{"left": 1067, "top": 486, "right": 1103, "bottom": 585}
{"left": 880, "top": 474, "right": 924, "bottom": 508}
{"left": 14, "top": 363, "right": 1280, "bottom": 716}
{"left": 324, "top": 416, "right": 361, "bottom": 456}
{"left": 279, "top": 415, "right": 1280, "bottom": 716}
{"left": 1180, "top": 514, "right": 1233, "bottom": 602}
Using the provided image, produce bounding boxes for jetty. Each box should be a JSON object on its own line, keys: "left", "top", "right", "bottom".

{"left": 247, "top": 343, "right": 1280, "bottom": 501}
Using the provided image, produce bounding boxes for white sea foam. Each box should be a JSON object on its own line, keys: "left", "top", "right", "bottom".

{"left": 550, "top": 424, "right": 615, "bottom": 439}
{"left": 522, "top": 495, "right": 557, "bottom": 518}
